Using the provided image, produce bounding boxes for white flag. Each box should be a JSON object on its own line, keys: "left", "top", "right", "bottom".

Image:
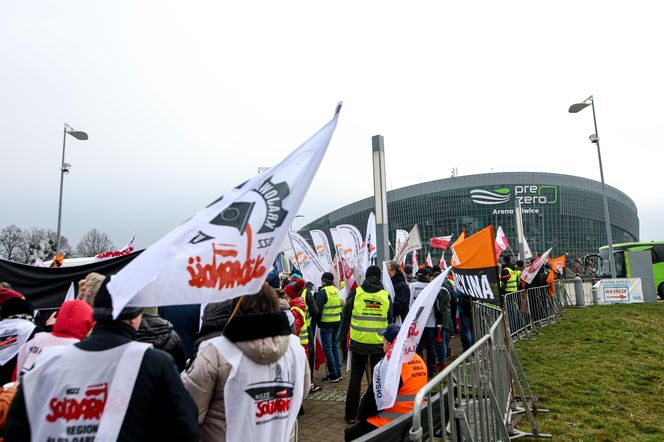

{"left": 395, "top": 224, "right": 421, "bottom": 266}
{"left": 336, "top": 224, "right": 363, "bottom": 267}
{"left": 288, "top": 231, "right": 325, "bottom": 285}
{"left": 495, "top": 226, "right": 510, "bottom": 258}
{"left": 523, "top": 236, "right": 533, "bottom": 260}
{"left": 426, "top": 252, "right": 433, "bottom": 267}
{"left": 393, "top": 229, "right": 409, "bottom": 262}
{"left": 520, "top": 248, "right": 552, "bottom": 284}
{"left": 107, "top": 104, "right": 342, "bottom": 318}
{"left": 362, "top": 212, "right": 377, "bottom": 272}
{"left": 373, "top": 268, "right": 451, "bottom": 410}
{"left": 64, "top": 282, "right": 75, "bottom": 302}
{"left": 382, "top": 261, "right": 395, "bottom": 301}
{"left": 310, "top": 230, "right": 333, "bottom": 271}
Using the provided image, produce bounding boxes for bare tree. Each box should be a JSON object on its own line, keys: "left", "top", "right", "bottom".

{"left": 0, "top": 225, "right": 24, "bottom": 261}
{"left": 76, "top": 229, "right": 115, "bottom": 257}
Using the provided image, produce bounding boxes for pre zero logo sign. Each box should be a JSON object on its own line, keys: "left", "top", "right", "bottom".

{"left": 470, "top": 185, "right": 558, "bottom": 206}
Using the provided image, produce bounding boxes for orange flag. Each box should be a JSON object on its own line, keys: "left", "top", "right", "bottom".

{"left": 450, "top": 226, "right": 500, "bottom": 304}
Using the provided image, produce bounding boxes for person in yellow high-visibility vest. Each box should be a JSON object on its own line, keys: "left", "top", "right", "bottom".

{"left": 315, "top": 272, "right": 343, "bottom": 383}
{"left": 342, "top": 265, "right": 392, "bottom": 424}
{"left": 344, "top": 324, "right": 428, "bottom": 441}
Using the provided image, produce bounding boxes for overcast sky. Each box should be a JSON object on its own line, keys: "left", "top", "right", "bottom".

{"left": 2, "top": 1, "right": 662, "bottom": 253}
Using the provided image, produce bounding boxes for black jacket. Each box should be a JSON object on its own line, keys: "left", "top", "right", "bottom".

{"left": 343, "top": 276, "right": 392, "bottom": 355}
{"left": 191, "top": 300, "right": 233, "bottom": 360}
{"left": 315, "top": 284, "right": 340, "bottom": 329}
{"left": 159, "top": 304, "right": 201, "bottom": 361}
{"left": 5, "top": 322, "right": 199, "bottom": 442}
{"left": 137, "top": 314, "right": 186, "bottom": 371}
{"left": 391, "top": 272, "right": 410, "bottom": 323}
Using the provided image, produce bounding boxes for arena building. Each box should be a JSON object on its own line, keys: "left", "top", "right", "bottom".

{"left": 301, "top": 172, "right": 639, "bottom": 261}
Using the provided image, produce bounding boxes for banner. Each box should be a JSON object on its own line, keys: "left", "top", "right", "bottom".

{"left": 288, "top": 232, "right": 326, "bottom": 285}
{"left": 548, "top": 255, "right": 566, "bottom": 275}
{"left": 107, "top": 104, "right": 342, "bottom": 317}
{"left": 393, "top": 229, "right": 409, "bottom": 262}
{"left": 310, "top": 230, "right": 333, "bottom": 271}
{"left": 395, "top": 225, "right": 421, "bottom": 265}
{"left": 95, "top": 232, "right": 136, "bottom": 261}
{"left": 521, "top": 248, "right": 552, "bottom": 284}
{"left": 593, "top": 278, "right": 644, "bottom": 303}
{"left": 495, "top": 226, "right": 510, "bottom": 259}
{"left": 450, "top": 226, "right": 500, "bottom": 304}
{"left": 373, "top": 268, "right": 451, "bottom": 410}
{"left": 430, "top": 235, "right": 452, "bottom": 250}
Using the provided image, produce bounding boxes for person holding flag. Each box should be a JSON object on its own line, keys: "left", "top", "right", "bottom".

{"left": 344, "top": 324, "right": 427, "bottom": 441}
{"left": 343, "top": 265, "right": 391, "bottom": 424}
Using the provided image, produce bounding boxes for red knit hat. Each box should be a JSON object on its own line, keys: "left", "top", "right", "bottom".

{"left": 0, "top": 288, "right": 24, "bottom": 305}
{"left": 284, "top": 284, "right": 298, "bottom": 298}
{"left": 294, "top": 279, "right": 305, "bottom": 290}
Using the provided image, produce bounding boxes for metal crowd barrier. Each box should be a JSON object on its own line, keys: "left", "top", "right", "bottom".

{"left": 409, "top": 284, "right": 564, "bottom": 442}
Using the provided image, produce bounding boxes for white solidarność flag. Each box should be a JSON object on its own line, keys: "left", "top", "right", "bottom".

{"left": 495, "top": 226, "right": 510, "bottom": 258}
{"left": 393, "top": 229, "right": 409, "bottom": 262}
{"left": 336, "top": 224, "right": 363, "bottom": 267}
{"left": 522, "top": 236, "right": 533, "bottom": 260}
{"left": 288, "top": 231, "right": 325, "bottom": 286}
{"left": 395, "top": 224, "right": 421, "bottom": 266}
{"left": 520, "top": 248, "right": 552, "bottom": 284}
{"left": 310, "top": 230, "right": 333, "bottom": 271}
{"left": 107, "top": 104, "right": 342, "bottom": 318}
{"left": 64, "top": 282, "right": 75, "bottom": 302}
{"left": 362, "top": 212, "right": 377, "bottom": 272}
{"left": 373, "top": 267, "right": 451, "bottom": 410}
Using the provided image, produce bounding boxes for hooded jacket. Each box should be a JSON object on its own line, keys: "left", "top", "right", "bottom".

{"left": 16, "top": 300, "right": 93, "bottom": 379}
{"left": 182, "top": 312, "right": 311, "bottom": 442}
{"left": 137, "top": 314, "right": 186, "bottom": 371}
{"left": 287, "top": 295, "right": 307, "bottom": 337}
{"left": 391, "top": 271, "right": 410, "bottom": 323}
{"left": 191, "top": 301, "right": 233, "bottom": 360}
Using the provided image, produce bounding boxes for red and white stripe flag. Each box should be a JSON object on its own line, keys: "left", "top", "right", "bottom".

{"left": 425, "top": 252, "right": 433, "bottom": 267}
{"left": 495, "top": 226, "right": 510, "bottom": 258}
{"left": 430, "top": 235, "right": 452, "bottom": 250}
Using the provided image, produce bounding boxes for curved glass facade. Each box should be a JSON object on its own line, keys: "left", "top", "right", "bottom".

{"left": 301, "top": 172, "right": 639, "bottom": 261}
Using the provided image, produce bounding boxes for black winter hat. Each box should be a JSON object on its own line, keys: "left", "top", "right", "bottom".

{"left": 321, "top": 272, "right": 335, "bottom": 283}
{"left": 0, "top": 297, "right": 34, "bottom": 319}
{"left": 93, "top": 277, "right": 142, "bottom": 321}
{"left": 365, "top": 265, "right": 381, "bottom": 280}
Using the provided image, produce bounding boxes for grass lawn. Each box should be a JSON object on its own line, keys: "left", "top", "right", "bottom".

{"left": 517, "top": 303, "right": 664, "bottom": 442}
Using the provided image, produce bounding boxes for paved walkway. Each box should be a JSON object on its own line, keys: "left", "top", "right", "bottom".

{"left": 299, "top": 335, "right": 463, "bottom": 442}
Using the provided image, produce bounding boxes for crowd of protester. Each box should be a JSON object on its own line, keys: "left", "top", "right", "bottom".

{"left": 0, "top": 254, "right": 554, "bottom": 441}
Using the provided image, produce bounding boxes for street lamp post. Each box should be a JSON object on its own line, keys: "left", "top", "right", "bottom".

{"left": 56, "top": 123, "right": 88, "bottom": 254}
{"left": 569, "top": 96, "right": 617, "bottom": 279}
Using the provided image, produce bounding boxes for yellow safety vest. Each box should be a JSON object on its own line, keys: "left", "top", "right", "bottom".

{"left": 505, "top": 268, "right": 519, "bottom": 293}
{"left": 290, "top": 305, "right": 309, "bottom": 345}
{"left": 320, "top": 285, "right": 342, "bottom": 323}
{"left": 350, "top": 287, "right": 390, "bottom": 345}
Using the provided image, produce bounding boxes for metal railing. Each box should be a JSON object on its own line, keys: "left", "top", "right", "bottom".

{"left": 409, "top": 285, "right": 562, "bottom": 441}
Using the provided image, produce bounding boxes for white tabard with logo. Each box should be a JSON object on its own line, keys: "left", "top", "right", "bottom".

{"left": 23, "top": 341, "right": 150, "bottom": 442}
{"left": 0, "top": 318, "right": 36, "bottom": 366}
{"left": 210, "top": 334, "right": 305, "bottom": 442}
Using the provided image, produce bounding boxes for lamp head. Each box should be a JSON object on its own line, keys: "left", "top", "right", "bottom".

{"left": 62, "top": 163, "right": 72, "bottom": 174}
{"left": 568, "top": 95, "right": 594, "bottom": 113}
{"left": 67, "top": 130, "right": 88, "bottom": 140}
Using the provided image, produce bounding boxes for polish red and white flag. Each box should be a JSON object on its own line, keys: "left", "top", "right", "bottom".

{"left": 430, "top": 235, "right": 452, "bottom": 250}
